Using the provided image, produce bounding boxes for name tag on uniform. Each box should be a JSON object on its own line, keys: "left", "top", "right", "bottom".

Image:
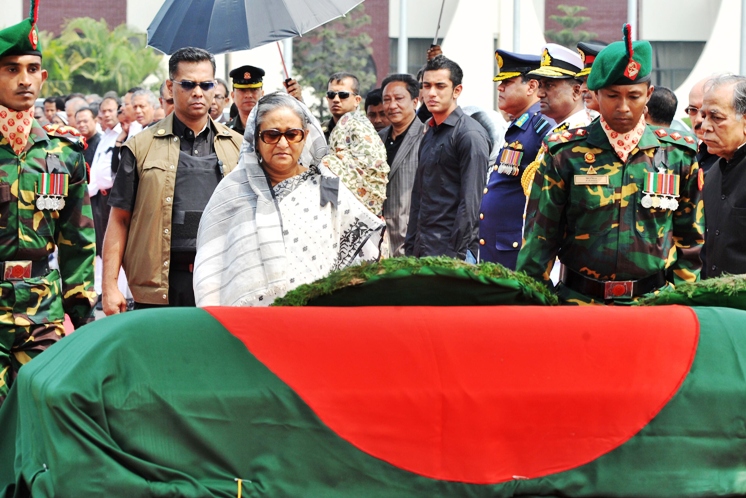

{"left": 574, "top": 175, "right": 609, "bottom": 185}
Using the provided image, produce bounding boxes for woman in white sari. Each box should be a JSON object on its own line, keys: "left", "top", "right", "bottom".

{"left": 193, "top": 93, "right": 384, "bottom": 306}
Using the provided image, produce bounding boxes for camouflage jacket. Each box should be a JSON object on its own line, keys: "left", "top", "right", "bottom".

{"left": 0, "top": 122, "right": 95, "bottom": 328}
{"left": 517, "top": 121, "right": 704, "bottom": 296}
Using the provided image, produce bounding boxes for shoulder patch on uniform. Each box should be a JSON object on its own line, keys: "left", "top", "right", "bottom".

{"left": 545, "top": 126, "right": 586, "bottom": 153}
{"left": 43, "top": 124, "right": 85, "bottom": 150}
{"left": 533, "top": 117, "right": 550, "bottom": 136}
{"left": 575, "top": 128, "right": 587, "bottom": 137}
{"left": 515, "top": 112, "right": 530, "bottom": 128}
{"left": 656, "top": 127, "right": 697, "bottom": 153}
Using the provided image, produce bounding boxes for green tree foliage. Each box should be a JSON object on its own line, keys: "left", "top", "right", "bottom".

{"left": 40, "top": 18, "right": 164, "bottom": 97}
{"left": 544, "top": 5, "right": 598, "bottom": 48}
{"left": 293, "top": 4, "right": 377, "bottom": 122}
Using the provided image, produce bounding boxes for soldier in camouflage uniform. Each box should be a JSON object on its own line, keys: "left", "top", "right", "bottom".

{"left": 0, "top": 2, "right": 96, "bottom": 404}
{"left": 517, "top": 25, "right": 704, "bottom": 304}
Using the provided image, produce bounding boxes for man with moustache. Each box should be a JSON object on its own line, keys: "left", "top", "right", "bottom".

{"left": 104, "top": 47, "right": 243, "bottom": 313}
{"left": 227, "top": 65, "right": 264, "bottom": 136}
{"left": 687, "top": 76, "right": 720, "bottom": 173}
{"left": 0, "top": 1, "right": 95, "bottom": 403}
{"left": 365, "top": 88, "right": 390, "bottom": 132}
{"left": 478, "top": 50, "right": 551, "bottom": 268}
{"left": 700, "top": 75, "right": 746, "bottom": 278}
{"left": 518, "top": 26, "right": 703, "bottom": 304}
{"left": 324, "top": 72, "right": 362, "bottom": 141}
{"left": 131, "top": 89, "right": 159, "bottom": 128}
{"left": 576, "top": 41, "right": 606, "bottom": 116}
{"left": 209, "top": 78, "right": 230, "bottom": 123}
{"left": 379, "top": 74, "right": 425, "bottom": 256}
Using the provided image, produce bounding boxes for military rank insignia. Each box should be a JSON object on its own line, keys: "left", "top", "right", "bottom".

{"left": 36, "top": 173, "right": 68, "bottom": 211}
{"left": 641, "top": 171, "right": 680, "bottom": 210}
{"left": 496, "top": 148, "right": 523, "bottom": 176}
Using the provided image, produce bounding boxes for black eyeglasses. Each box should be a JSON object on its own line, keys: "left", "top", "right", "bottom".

{"left": 171, "top": 79, "right": 216, "bottom": 91}
{"left": 684, "top": 105, "right": 699, "bottom": 116}
{"left": 259, "top": 128, "right": 306, "bottom": 144}
{"left": 326, "top": 91, "right": 355, "bottom": 100}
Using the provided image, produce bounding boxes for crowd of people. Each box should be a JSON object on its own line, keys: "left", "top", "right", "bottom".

{"left": 1, "top": 1, "right": 746, "bottom": 405}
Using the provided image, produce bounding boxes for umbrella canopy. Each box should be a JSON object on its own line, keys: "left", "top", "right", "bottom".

{"left": 147, "top": 0, "right": 364, "bottom": 55}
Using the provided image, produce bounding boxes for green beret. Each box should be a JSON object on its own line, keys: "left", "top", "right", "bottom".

{"left": 0, "top": 0, "right": 41, "bottom": 60}
{"left": 587, "top": 24, "right": 651, "bottom": 91}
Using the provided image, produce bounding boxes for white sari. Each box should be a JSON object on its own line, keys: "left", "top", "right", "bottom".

{"left": 193, "top": 94, "right": 383, "bottom": 306}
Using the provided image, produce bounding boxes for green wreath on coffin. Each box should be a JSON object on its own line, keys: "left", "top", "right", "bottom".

{"left": 272, "top": 256, "right": 558, "bottom": 307}
{"left": 638, "top": 274, "right": 746, "bottom": 310}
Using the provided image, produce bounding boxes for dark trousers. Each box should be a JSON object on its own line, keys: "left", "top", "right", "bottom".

{"left": 90, "top": 192, "right": 112, "bottom": 256}
{"left": 134, "top": 268, "right": 196, "bottom": 310}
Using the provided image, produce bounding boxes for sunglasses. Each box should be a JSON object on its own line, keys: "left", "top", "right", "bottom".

{"left": 171, "top": 79, "right": 216, "bottom": 91}
{"left": 684, "top": 105, "right": 699, "bottom": 116}
{"left": 259, "top": 128, "right": 306, "bottom": 144}
{"left": 326, "top": 91, "right": 355, "bottom": 100}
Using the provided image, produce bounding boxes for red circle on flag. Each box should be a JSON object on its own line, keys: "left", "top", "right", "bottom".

{"left": 210, "top": 306, "right": 699, "bottom": 484}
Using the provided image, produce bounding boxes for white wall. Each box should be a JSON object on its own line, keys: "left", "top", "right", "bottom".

{"left": 641, "top": 0, "right": 720, "bottom": 41}
{"left": 389, "top": 0, "right": 458, "bottom": 39}
{"left": 674, "top": 0, "right": 742, "bottom": 115}
{"left": 2, "top": 0, "right": 24, "bottom": 29}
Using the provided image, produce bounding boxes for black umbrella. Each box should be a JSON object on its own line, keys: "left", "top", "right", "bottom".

{"left": 147, "top": 0, "right": 364, "bottom": 55}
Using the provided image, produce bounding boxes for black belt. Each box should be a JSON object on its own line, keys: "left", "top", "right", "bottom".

{"left": 0, "top": 260, "right": 50, "bottom": 281}
{"left": 560, "top": 266, "right": 666, "bottom": 300}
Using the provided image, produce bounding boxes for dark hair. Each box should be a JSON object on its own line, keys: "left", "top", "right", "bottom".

{"left": 422, "top": 55, "right": 463, "bottom": 87}
{"left": 100, "top": 95, "right": 120, "bottom": 109}
{"left": 168, "top": 47, "right": 216, "bottom": 80}
{"left": 64, "top": 92, "right": 86, "bottom": 103}
{"left": 43, "top": 97, "right": 56, "bottom": 106}
{"left": 75, "top": 106, "right": 97, "bottom": 119}
{"left": 381, "top": 73, "right": 419, "bottom": 100}
{"left": 54, "top": 96, "right": 65, "bottom": 111}
{"left": 646, "top": 86, "right": 678, "bottom": 127}
{"left": 126, "top": 86, "right": 144, "bottom": 97}
{"left": 328, "top": 72, "right": 360, "bottom": 95}
{"left": 364, "top": 89, "right": 383, "bottom": 111}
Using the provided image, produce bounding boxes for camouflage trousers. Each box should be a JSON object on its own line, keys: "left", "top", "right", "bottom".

{"left": 0, "top": 322, "right": 64, "bottom": 406}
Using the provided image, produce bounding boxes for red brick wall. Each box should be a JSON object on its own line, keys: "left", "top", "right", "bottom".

{"left": 365, "top": 0, "right": 390, "bottom": 86}
{"left": 24, "top": 0, "right": 127, "bottom": 36}
{"left": 544, "top": 0, "right": 630, "bottom": 45}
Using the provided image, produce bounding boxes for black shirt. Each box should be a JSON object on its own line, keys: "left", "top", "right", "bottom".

{"left": 109, "top": 115, "right": 216, "bottom": 212}
{"left": 702, "top": 143, "right": 746, "bottom": 278}
{"left": 384, "top": 119, "right": 415, "bottom": 167}
{"left": 417, "top": 105, "right": 432, "bottom": 123}
{"left": 404, "top": 106, "right": 490, "bottom": 259}
{"left": 83, "top": 132, "right": 101, "bottom": 182}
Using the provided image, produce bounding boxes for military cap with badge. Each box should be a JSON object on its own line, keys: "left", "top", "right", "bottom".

{"left": 229, "top": 65, "right": 265, "bottom": 89}
{"left": 493, "top": 50, "right": 541, "bottom": 82}
{"left": 575, "top": 42, "right": 608, "bottom": 79}
{"left": 493, "top": 50, "right": 547, "bottom": 177}
{"left": 528, "top": 44, "right": 583, "bottom": 79}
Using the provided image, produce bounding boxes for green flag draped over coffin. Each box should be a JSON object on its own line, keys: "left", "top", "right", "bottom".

{"left": 3, "top": 304, "right": 746, "bottom": 496}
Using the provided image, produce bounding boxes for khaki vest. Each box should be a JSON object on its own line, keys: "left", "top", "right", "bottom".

{"left": 122, "top": 113, "right": 242, "bottom": 304}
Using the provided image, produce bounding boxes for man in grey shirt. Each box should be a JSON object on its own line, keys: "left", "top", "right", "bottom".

{"left": 405, "top": 55, "right": 490, "bottom": 260}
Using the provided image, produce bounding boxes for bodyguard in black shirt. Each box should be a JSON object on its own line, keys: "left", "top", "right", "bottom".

{"left": 404, "top": 56, "right": 490, "bottom": 260}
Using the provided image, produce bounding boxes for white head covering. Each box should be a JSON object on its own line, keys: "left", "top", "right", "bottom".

{"left": 194, "top": 92, "right": 333, "bottom": 306}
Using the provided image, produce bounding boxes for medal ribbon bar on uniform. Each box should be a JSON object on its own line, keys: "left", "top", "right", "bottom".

{"left": 38, "top": 173, "right": 69, "bottom": 197}
{"left": 497, "top": 149, "right": 523, "bottom": 176}
{"left": 644, "top": 172, "right": 679, "bottom": 197}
